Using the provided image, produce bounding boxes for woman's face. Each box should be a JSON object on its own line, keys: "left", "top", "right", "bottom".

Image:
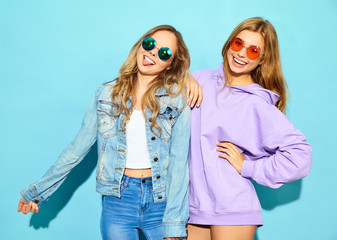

{"left": 227, "top": 30, "right": 264, "bottom": 76}
{"left": 136, "top": 30, "right": 177, "bottom": 78}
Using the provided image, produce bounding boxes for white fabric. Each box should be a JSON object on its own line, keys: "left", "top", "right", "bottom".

{"left": 125, "top": 110, "right": 151, "bottom": 169}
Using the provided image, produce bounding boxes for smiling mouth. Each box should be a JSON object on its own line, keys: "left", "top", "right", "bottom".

{"left": 144, "top": 56, "right": 155, "bottom": 65}
{"left": 233, "top": 57, "right": 247, "bottom": 65}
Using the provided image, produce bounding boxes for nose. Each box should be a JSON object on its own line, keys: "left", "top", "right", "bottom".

{"left": 237, "top": 46, "right": 247, "bottom": 58}
{"left": 149, "top": 47, "right": 159, "bottom": 57}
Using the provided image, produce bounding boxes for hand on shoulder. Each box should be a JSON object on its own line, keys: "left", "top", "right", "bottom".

{"left": 186, "top": 72, "right": 203, "bottom": 108}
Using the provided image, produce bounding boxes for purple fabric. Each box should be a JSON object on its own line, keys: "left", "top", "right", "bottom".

{"left": 188, "top": 63, "right": 312, "bottom": 225}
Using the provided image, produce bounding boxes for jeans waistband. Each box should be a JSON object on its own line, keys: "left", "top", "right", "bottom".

{"left": 122, "top": 175, "right": 152, "bottom": 185}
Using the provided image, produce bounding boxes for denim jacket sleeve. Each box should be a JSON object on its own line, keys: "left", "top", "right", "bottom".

{"left": 162, "top": 102, "right": 191, "bottom": 238}
{"left": 20, "top": 89, "right": 98, "bottom": 206}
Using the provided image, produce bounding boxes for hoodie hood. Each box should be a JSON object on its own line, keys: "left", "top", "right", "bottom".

{"left": 214, "top": 63, "right": 280, "bottom": 105}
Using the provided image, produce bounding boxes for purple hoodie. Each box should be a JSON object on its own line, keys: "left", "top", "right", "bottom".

{"left": 189, "top": 63, "right": 312, "bottom": 226}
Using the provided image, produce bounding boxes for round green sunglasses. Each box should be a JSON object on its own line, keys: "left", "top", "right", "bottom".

{"left": 142, "top": 37, "right": 172, "bottom": 61}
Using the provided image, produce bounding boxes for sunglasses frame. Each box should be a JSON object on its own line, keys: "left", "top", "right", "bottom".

{"left": 142, "top": 37, "right": 172, "bottom": 61}
{"left": 230, "top": 37, "right": 262, "bottom": 60}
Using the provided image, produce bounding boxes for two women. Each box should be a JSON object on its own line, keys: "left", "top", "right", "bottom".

{"left": 18, "top": 17, "right": 312, "bottom": 240}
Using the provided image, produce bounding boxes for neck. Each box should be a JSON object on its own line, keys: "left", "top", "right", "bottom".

{"left": 137, "top": 72, "right": 156, "bottom": 86}
{"left": 134, "top": 73, "right": 156, "bottom": 110}
{"left": 228, "top": 72, "right": 254, "bottom": 86}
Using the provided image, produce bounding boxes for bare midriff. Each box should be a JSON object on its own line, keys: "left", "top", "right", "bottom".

{"left": 124, "top": 168, "right": 152, "bottom": 178}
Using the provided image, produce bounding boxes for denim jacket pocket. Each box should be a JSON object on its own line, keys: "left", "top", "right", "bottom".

{"left": 97, "top": 100, "right": 118, "bottom": 138}
{"left": 158, "top": 105, "right": 179, "bottom": 141}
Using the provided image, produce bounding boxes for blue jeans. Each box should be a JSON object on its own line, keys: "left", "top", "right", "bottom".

{"left": 101, "top": 175, "right": 166, "bottom": 240}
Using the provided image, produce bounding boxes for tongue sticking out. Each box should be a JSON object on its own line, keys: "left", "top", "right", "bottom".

{"left": 143, "top": 56, "right": 155, "bottom": 66}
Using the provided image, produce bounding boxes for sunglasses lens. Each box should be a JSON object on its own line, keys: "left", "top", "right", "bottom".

{"left": 142, "top": 37, "right": 155, "bottom": 51}
{"left": 230, "top": 38, "right": 243, "bottom": 51}
{"left": 247, "top": 47, "right": 260, "bottom": 60}
{"left": 158, "top": 47, "right": 172, "bottom": 61}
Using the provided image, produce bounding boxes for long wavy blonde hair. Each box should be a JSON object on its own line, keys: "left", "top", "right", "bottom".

{"left": 111, "top": 25, "right": 190, "bottom": 133}
{"left": 221, "top": 17, "right": 288, "bottom": 113}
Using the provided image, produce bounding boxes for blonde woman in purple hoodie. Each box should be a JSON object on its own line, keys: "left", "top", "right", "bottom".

{"left": 187, "top": 17, "right": 312, "bottom": 240}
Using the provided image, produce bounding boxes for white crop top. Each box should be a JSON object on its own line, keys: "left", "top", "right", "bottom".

{"left": 125, "top": 110, "right": 152, "bottom": 169}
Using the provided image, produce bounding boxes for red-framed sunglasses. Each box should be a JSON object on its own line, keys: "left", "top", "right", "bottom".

{"left": 230, "top": 38, "right": 261, "bottom": 60}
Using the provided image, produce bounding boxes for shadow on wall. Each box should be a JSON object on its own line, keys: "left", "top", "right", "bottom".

{"left": 143, "top": 179, "right": 303, "bottom": 240}
{"left": 27, "top": 143, "right": 148, "bottom": 240}
{"left": 254, "top": 179, "right": 302, "bottom": 240}
{"left": 27, "top": 142, "right": 302, "bottom": 240}
{"left": 29, "top": 143, "right": 98, "bottom": 229}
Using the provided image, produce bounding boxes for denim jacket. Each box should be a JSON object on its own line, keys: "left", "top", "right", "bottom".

{"left": 20, "top": 79, "right": 191, "bottom": 237}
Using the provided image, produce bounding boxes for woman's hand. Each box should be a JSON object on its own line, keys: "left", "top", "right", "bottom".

{"left": 186, "top": 73, "right": 203, "bottom": 108}
{"left": 18, "top": 197, "right": 39, "bottom": 214}
{"left": 217, "top": 142, "right": 245, "bottom": 174}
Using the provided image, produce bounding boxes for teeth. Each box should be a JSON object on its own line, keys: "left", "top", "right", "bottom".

{"left": 145, "top": 56, "right": 155, "bottom": 65}
{"left": 234, "top": 57, "right": 247, "bottom": 65}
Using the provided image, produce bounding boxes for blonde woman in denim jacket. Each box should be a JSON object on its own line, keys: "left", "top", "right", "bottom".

{"left": 18, "top": 25, "right": 201, "bottom": 240}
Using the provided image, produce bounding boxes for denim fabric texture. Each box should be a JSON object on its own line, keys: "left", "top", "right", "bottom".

{"left": 101, "top": 175, "right": 166, "bottom": 240}
{"left": 20, "top": 79, "right": 191, "bottom": 237}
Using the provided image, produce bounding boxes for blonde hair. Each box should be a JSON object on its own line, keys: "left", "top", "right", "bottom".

{"left": 111, "top": 25, "right": 190, "bottom": 133}
{"left": 221, "top": 17, "right": 288, "bottom": 112}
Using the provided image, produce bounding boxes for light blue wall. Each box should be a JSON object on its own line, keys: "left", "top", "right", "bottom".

{"left": 1, "top": 0, "right": 336, "bottom": 239}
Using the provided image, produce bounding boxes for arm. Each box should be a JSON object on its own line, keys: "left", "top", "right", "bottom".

{"left": 19, "top": 90, "right": 99, "bottom": 210}
{"left": 163, "top": 102, "right": 190, "bottom": 238}
{"left": 186, "top": 72, "right": 203, "bottom": 108}
{"left": 218, "top": 108, "right": 312, "bottom": 189}
{"left": 241, "top": 125, "right": 312, "bottom": 188}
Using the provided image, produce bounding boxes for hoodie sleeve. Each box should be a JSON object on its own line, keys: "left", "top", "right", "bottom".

{"left": 192, "top": 70, "right": 213, "bottom": 87}
{"left": 240, "top": 105, "right": 312, "bottom": 189}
